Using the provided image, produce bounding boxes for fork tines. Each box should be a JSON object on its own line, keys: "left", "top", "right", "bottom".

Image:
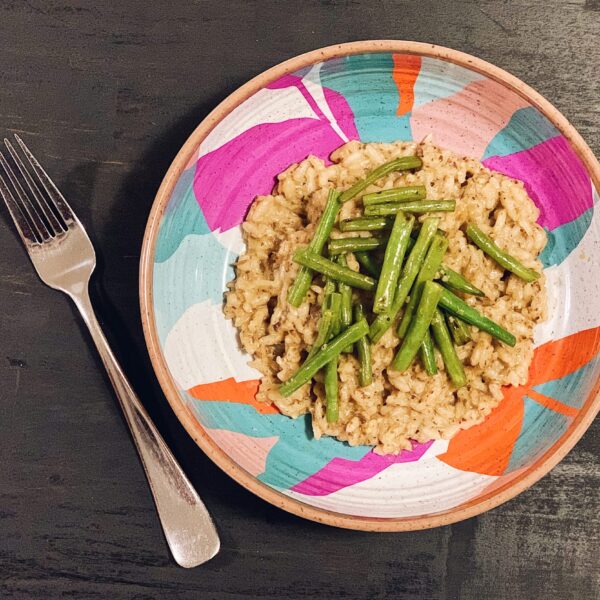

{"left": 0, "top": 134, "right": 75, "bottom": 245}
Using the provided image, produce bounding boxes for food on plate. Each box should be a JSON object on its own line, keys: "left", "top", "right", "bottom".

{"left": 224, "top": 140, "right": 547, "bottom": 454}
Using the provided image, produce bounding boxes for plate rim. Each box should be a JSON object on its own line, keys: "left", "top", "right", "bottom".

{"left": 139, "top": 39, "right": 600, "bottom": 531}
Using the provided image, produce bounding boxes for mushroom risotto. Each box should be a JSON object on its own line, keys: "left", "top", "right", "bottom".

{"left": 224, "top": 140, "right": 547, "bottom": 455}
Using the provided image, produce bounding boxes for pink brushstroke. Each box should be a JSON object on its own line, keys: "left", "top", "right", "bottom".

{"left": 323, "top": 87, "right": 359, "bottom": 141}
{"left": 206, "top": 428, "right": 278, "bottom": 477}
{"left": 483, "top": 136, "right": 593, "bottom": 231}
{"left": 193, "top": 73, "right": 358, "bottom": 232}
{"left": 291, "top": 440, "right": 433, "bottom": 496}
{"left": 193, "top": 119, "right": 347, "bottom": 231}
{"left": 411, "top": 79, "right": 530, "bottom": 158}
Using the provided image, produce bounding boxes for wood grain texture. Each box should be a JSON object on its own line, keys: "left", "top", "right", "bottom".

{"left": 0, "top": 1, "right": 598, "bottom": 598}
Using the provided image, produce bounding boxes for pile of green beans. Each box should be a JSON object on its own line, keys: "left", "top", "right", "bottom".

{"left": 279, "top": 154, "right": 541, "bottom": 421}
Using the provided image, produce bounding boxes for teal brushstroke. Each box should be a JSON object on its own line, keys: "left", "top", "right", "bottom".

{"left": 540, "top": 207, "right": 593, "bottom": 268}
{"left": 155, "top": 167, "right": 210, "bottom": 263}
{"left": 483, "top": 107, "right": 560, "bottom": 160}
{"left": 533, "top": 355, "right": 600, "bottom": 409}
{"left": 189, "top": 398, "right": 370, "bottom": 490}
{"left": 153, "top": 233, "right": 236, "bottom": 344}
{"left": 506, "top": 396, "right": 570, "bottom": 473}
{"left": 313, "top": 54, "right": 412, "bottom": 142}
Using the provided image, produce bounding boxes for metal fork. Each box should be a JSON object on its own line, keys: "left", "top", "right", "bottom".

{"left": 0, "top": 134, "right": 220, "bottom": 568}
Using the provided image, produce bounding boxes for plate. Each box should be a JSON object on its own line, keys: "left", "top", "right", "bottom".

{"left": 140, "top": 41, "right": 600, "bottom": 530}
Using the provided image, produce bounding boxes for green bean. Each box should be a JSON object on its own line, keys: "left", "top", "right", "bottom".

{"left": 306, "top": 304, "right": 335, "bottom": 361}
{"left": 279, "top": 319, "right": 369, "bottom": 397}
{"left": 466, "top": 223, "right": 541, "bottom": 282}
{"left": 438, "top": 288, "right": 516, "bottom": 346}
{"left": 324, "top": 356, "right": 339, "bottom": 422}
{"left": 339, "top": 216, "right": 391, "bottom": 232}
{"left": 431, "top": 309, "right": 467, "bottom": 388}
{"left": 373, "top": 212, "right": 414, "bottom": 314}
{"left": 324, "top": 268, "right": 348, "bottom": 418}
{"left": 328, "top": 237, "right": 383, "bottom": 255}
{"left": 336, "top": 255, "right": 354, "bottom": 352}
{"left": 369, "top": 218, "right": 439, "bottom": 342}
{"left": 324, "top": 278, "right": 337, "bottom": 297}
{"left": 365, "top": 200, "right": 456, "bottom": 216}
{"left": 362, "top": 185, "right": 426, "bottom": 206}
{"left": 339, "top": 156, "right": 422, "bottom": 203}
{"left": 438, "top": 265, "right": 484, "bottom": 297}
{"left": 446, "top": 313, "right": 472, "bottom": 346}
{"left": 327, "top": 292, "right": 342, "bottom": 337}
{"left": 336, "top": 256, "right": 353, "bottom": 329}
{"left": 391, "top": 281, "right": 443, "bottom": 371}
{"left": 324, "top": 281, "right": 343, "bottom": 420}
{"left": 355, "top": 251, "right": 381, "bottom": 277}
{"left": 354, "top": 303, "right": 372, "bottom": 387}
{"left": 293, "top": 249, "right": 376, "bottom": 291}
{"left": 287, "top": 189, "right": 341, "bottom": 306}
{"left": 397, "top": 233, "right": 448, "bottom": 338}
{"left": 420, "top": 330, "right": 438, "bottom": 376}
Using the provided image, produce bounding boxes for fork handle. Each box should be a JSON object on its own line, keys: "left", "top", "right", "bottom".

{"left": 70, "top": 286, "right": 220, "bottom": 568}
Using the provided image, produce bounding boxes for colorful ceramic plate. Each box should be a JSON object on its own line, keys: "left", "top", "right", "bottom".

{"left": 140, "top": 41, "right": 600, "bottom": 530}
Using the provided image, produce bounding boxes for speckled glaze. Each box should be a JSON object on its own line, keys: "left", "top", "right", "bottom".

{"left": 140, "top": 42, "right": 600, "bottom": 530}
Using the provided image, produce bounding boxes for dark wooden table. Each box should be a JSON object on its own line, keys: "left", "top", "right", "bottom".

{"left": 1, "top": 2, "right": 599, "bottom": 598}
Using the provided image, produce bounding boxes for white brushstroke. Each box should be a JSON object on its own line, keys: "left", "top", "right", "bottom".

{"left": 535, "top": 184, "right": 600, "bottom": 347}
{"left": 302, "top": 62, "right": 348, "bottom": 143}
{"left": 212, "top": 224, "right": 245, "bottom": 256}
{"left": 164, "top": 300, "right": 260, "bottom": 390}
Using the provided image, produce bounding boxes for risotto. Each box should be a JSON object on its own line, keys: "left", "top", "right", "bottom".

{"left": 224, "top": 140, "right": 547, "bottom": 455}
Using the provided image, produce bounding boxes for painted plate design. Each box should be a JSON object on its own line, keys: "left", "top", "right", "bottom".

{"left": 141, "top": 42, "right": 600, "bottom": 529}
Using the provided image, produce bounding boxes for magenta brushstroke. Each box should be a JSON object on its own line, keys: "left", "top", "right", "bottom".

{"left": 193, "top": 119, "right": 345, "bottom": 231}
{"left": 322, "top": 86, "right": 359, "bottom": 142}
{"left": 291, "top": 440, "right": 434, "bottom": 496}
{"left": 267, "top": 73, "right": 303, "bottom": 89}
{"left": 483, "top": 136, "right": 592, "bottom": 231}
{"left": 193, "top": 74, "right": 359, "bottom": 232}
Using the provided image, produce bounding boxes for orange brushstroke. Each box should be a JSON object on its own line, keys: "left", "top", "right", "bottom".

{"left": 525, "top": 388, "right": 578, "bottom": 418}
{"left": 188, "top": 378, "right": 280, "bottom": 415}
{"left": 528, "top": 326, "right": 600, "bottom": 386}
{"left": 438, "top": 327, "right": 600, "bottom": 476}
{"left": 392, "top": 54, "right": 422, "bottom": 116}
{"left": 438, "top": 386, "right": 525, "bottom": 476}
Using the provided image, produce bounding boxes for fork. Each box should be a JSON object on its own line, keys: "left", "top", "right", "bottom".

{"left": 0, "top": 134, "right": 220, "bottom": 568}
